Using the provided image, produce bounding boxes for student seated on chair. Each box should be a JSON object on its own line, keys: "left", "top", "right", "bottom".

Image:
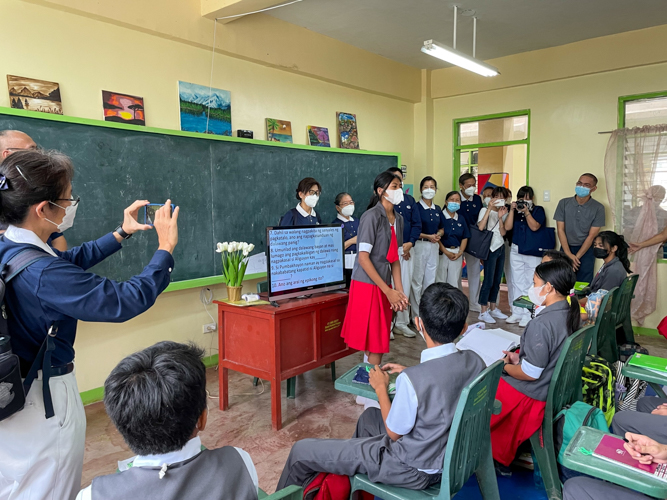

{"left": 612, "top": 396, "right": 667, "bottom": 444}
{"left": 76, "top": 341, "right": 259, "bottom": 500}
{"left": 490, "top": 259, "right": 581, "bottom": 467}
{"left": 563, "top": 432, "right": 666, "bottom": 500}
{"left": 276, "top": 283, "right": 486, "bottom": 491}
{"left": 586, "top": 230, "right": 631, "bottom": 296}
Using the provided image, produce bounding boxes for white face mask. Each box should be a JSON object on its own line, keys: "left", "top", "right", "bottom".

{"left": 422, "top": 188, "right": 436, "bottom": 200}
{"left": 483, "top": 197, "right": 491, "bottom": 207}
{"left": 384, "top": 188, "right": 404, "bottom": 205}
{"left": 304, "top": 194, "right": 319, "bottom": 208}
{"left": 46, "top": 202, "right": 78, "bottom": 232}
{"left": 493, "top": 199, "right": 505, "bottom": 208}
{"left": 341, "top": 204, "right": 355, "bottom": 217}
{"left": 464, "top": 186, "right": 476, "bottom": 197}
{"left": 528, "top": 284, "right": 547, "bottom": 307}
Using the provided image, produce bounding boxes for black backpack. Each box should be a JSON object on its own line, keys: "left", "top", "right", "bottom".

{"left": 0, "top": 248, "right": 53, "bottom": 422}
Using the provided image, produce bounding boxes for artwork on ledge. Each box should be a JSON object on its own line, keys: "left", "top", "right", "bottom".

{"left": 337, "top": 112, "right": 359, "bottom": 149}
{"left": 266, "top": 119, "right": 293, "bottom": 143}
{"left": 307, "top": 126, "right": 330, "bottom": 147}
{"left": 478, "top": 172, "right": 510, "bottom": 193}
{"left": 102, "top": 91, "right": 145, "bottom": 126}
{"left": 7, "top": 75, "right": 62, "bottom": 115}
{"left": 178, "top": 81, "right": 232, "bottom": 136}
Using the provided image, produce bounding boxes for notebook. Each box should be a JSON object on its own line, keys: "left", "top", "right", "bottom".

{"left": 574, "top": 281, "right": 590, "bottom": 291}
{"left": 593, "top": 435, "right": 667, "bottom": 481}
{"left": 628, "top": 353, "right": 667, "bottom": 374}
{"left": 456, "top": 328, "right": 521, "bottom": 366}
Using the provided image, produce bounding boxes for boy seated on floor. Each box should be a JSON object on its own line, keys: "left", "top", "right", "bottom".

{"left": 277, "top": 283, "right": 487, "bottom": 491}
{"left": 76, "top": 341, "right": 259, "bottom": 500}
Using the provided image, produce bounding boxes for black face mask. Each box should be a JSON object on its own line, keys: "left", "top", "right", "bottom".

{"left": 593, "top": 248, "right": 609, "bottom": 260}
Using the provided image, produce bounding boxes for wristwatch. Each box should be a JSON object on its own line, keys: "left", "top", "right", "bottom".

{"left": 114, "top": 224, "right": 132, "bottom": 240}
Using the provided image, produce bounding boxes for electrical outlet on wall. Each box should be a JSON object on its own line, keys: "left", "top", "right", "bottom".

{"left": 202, "top": 322, "right": 217, "bottom": 333}
{"left": 543, "top": 190, "right": 551, "bottom": 202}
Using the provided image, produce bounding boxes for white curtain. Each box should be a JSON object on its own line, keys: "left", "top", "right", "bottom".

{"left": 604, "top": 125, "right": 667, "bottom": 325}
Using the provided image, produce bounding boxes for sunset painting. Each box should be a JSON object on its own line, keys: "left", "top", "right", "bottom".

{"left": 102, "top": 91, "right": 145, "bottom": 126}
{"left": 266, "top": 119, "right": 293, "bottom": 143}
{"left": 7, "top": 75, "right": 62, "bottom": 115}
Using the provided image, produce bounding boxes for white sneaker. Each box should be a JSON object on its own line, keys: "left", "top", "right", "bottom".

{"left": 479, "top": 311, "right": 496, "bottom": 324}
{"left": 519, "top": 315, "right": 531, "bottom": 328}
{"left": 506, "top": 314, "right": 522, "bottom": 324}
{"left": 394, "top": 324, "right": 416, "bottom": 338}
{"left": 490, "top": 309, "right": 509, "bottom": 320}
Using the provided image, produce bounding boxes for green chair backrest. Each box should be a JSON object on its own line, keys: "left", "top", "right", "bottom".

{"left": 546, "top": 325, "right": 594, "bottom": 423}
{"left": 440, "top": 360, "right": 504, "bottom": 498}
{"left": 593, "top": 288, "right": 619, "bottom": 363}
{"left": 262, "top": 485, "right": 303, "bottom": 500}
{"left": 613, "top": 274, "right": 638, "bottom": 328}
{"left": 257, "top": 280, "right": 268, "bottom": 294}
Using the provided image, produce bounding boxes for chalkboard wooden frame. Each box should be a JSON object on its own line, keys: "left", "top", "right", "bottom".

{"left": 0, "top": 107, "right": 401, "bottom": 292}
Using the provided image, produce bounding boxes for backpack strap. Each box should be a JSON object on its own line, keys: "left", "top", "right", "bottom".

{"left": 4, "top": 248, "right": 52, "bottom": 282}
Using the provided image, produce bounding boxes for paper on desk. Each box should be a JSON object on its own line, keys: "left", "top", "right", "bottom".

{"left": 456, "top": 328, "right": 521, "bottom": 366}
{"left": 245, "top": 252, "right": 267, "bottom": 275}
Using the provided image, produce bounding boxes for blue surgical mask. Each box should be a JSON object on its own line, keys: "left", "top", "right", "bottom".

{"left": 447, "top": 202, "right": 460, "bottom": 212}
{"left": 575, "top": 185, "right": 591, "bottom": 198}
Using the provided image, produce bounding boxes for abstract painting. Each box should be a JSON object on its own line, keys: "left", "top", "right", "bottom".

{"left": 266, "top": 119, "right": 293, "bottom": 143}
{"left": 178, "top": 81, "right": 231, "bottom": 136}
{"left": 102, "top": 91, "right": 145, "bottom": 125}
{"left": 478, "top": 172, "right": 510, "bottom": 193}
{"left": 307, "top": 126, "right": 330, "bottom": 147}
{"left": 337, "top": 112, "right": 359, "bottom": 149}
{"left": 7, "top": 75, "right": 62, "bottom": 115}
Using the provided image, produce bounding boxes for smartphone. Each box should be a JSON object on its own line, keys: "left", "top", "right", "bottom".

{"left": 144, "top": 203, "right": 175, "bottom": 226}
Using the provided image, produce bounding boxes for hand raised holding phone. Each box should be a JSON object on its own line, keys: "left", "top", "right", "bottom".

{"left": 153, "top": 199, "right": 179, "bottom": 254}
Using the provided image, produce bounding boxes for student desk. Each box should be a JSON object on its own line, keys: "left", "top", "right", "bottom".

{"left": 622, "top": 359, "right": 667, "bottom": 399}
{"left": 215, "top": 292, "right": 352, "bottom": 430}
{"left": 562, "top": 426, "right": 667, "bottom": 499}
{"left": 335, "top": 363, "right": 396, "bottom": 401}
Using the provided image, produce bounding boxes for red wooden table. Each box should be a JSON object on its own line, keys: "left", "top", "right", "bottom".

{"left": 215, "top": 291, "right": 352, "bottom": 430}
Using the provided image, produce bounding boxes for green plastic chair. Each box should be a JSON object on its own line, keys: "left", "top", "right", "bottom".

{"left": 258, "top": 485, "right": 303, "bottom": 499}
{"left": 529, "top": 325, "right": 594, "bottom": 500}
{"left": 253, "top": 281, "right": 334, "bottom": 398}
{"left": 611, "top": 274, "right": 638, "bottom": 345}
{"left": 590, "top": 287, "right": 618, "bottom": 363}
{"left": 349, "top": 360, "right": 504, "bottom": 500}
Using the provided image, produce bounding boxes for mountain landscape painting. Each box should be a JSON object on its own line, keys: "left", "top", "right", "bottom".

{"left": 102, "top": 91, "right": 145, "bottom": 126}
{"left": 178, "top": 81, "right": 231, "bottom": 136}
{"left": 7, "top": 75, "right": 62, "bottom": 115}
{"left": 337, "top": 112, "right": 359, "bottom": 149}
{"left": 266, "top": 119, "right": 293, "bottom": 143}
{"left": 307, "top": 126, "right": 330, "bottom": 147}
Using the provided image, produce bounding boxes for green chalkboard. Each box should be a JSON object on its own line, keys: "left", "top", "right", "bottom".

{"left": 0, "top": 108, "right": 399, "bottom": 290}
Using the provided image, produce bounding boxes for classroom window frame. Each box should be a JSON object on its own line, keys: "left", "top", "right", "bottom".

{"left": 451, "top": 109, "right": 531, "bottom": 191}
{"left": 617, "top": 91, "right": 667, "bottom": 264}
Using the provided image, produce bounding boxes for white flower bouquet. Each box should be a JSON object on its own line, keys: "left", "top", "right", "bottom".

{"left": 215, "top": 241, "right": 255, "bottom": 288}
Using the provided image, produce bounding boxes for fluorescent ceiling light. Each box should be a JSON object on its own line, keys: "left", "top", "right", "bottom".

{"left": 422, "top": 40, "right": 499, "bottom": 77}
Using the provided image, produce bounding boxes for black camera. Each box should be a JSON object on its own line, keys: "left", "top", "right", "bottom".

{"left": 516, "top": 200, "right": 526, "bottom": 210}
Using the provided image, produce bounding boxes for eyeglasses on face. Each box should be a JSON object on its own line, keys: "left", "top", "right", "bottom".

{"left": 55, "top": 196, "right": 80, "bottom": 207}
{"left": 307, "top": 190, "right": 321, "bottom": 196}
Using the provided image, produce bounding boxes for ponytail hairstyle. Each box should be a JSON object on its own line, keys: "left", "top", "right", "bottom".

{"left": 368, "top": 171, "right": 400, "bottom": 210}
{"left": 597, "top": 230, "right": 631, "bottom": 273}
{"left": 0, "top": 149, "right": 73, "bottom": 225}
{"left": 534, "top": 259, "right": 580, "bottom": 334}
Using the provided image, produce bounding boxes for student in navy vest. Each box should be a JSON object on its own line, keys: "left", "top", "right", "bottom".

{"left": 279, "top": 177, "right": 322, "bottom": 226}
{"left": 386, "top": 167, "right": 421, "bottom": 339}
{"left": 504, "top": 186, "right": 547, "bottom": 328}
{"left": 0, "top": 150, "right": 179, "bottom": 500}
{"left": 490, "top": 260, "right": 581, "bottom": 472}
{"left": 332, "top": 192, "right": 359, "bottom": 288}
{"left": 278, "top": 284, "right": 486, "bottom": 491}
{"left": 436, "top": 191, "right": 469, "bottom": 288}
{"left": 76, "top": 342, "right": 258, "bottom": 500}
{"left": 459, "top": 173, "right": 484, "bottom": 312}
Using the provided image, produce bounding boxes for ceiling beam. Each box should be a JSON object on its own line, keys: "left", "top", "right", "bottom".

{"left": 201, "top": 0, "right": 287, "bottom": 23}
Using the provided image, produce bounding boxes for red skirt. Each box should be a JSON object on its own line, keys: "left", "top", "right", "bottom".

{"left": 490, "top": 378, "right": 546, "bottom": 466}
{"left": 340, "top": 279, "right": 392, "bottom": 354}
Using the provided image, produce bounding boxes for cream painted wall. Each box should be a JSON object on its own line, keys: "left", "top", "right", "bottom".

{"left": 433, "top": 62, "right": 667, "bottom": 330}
{"left": 0, "top": 0, "right": 414, "bottom": 392}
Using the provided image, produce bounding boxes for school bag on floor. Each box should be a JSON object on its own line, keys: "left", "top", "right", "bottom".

{"left": 582, "top": 355, "right": 616, "bottom": 425}
{"left": 554, "top": 401, "right": 609, "bottom": 465}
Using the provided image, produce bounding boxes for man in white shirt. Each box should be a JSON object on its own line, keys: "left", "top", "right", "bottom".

{"left": 77, "top": 342, "right": 258, "bottom": 500}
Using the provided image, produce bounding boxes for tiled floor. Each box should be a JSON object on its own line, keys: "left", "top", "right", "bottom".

{"left": 80, "top": 285, "right": 665, "bottom": 495}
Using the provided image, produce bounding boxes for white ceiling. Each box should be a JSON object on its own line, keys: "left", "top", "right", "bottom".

{"left": 266, "top": 0, "right": 667, "bottom": 69}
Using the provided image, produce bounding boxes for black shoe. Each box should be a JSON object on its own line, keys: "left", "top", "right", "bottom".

{"left": 494, "top": 460, "right": 513, "bottom": 477}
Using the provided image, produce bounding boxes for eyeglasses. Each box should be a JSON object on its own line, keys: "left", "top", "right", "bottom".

{"left": 339, "top": 200, "right": 354, "bottom": 207}
{"left": 56, "top": 196, "right": 80, "bottom": 207}
{"left": 307, "top": 190, "right": 321, "bottom": 196}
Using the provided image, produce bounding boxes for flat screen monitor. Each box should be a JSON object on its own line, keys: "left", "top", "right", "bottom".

{"left": 266, "top": 224, "right": 346, "bottom": 301}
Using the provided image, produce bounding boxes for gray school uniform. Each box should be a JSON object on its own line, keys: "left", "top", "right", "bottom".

{"left": 503, "top": 300, "right": 571, "bottom": 402}
{"left": 553, "top": 196, "right": 606, "bottom": 246}
{"left": 563, "top": 476, "right": 648, "bottom": 500}
{"left": 352, "top": 202, "right": 404, "bottom": 285}
{"left": 92, "top": 447, "right": 257, "bottom": 500}
{"left": 589, "top": 257, "right": 628, "bottom": 293}
{"left": 612, "top": 397, "right": 667, "bottom": 443}
{"left": 276, "top": 349, "right": 486, "bottom": 491}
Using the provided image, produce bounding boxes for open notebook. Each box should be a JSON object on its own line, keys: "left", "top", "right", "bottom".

{"left": 456, "top": 328, "right": 521, "bottom": 366}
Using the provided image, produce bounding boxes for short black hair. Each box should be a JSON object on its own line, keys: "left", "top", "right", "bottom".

{"left": 104, "top": 341, "right": 208, "bottom": 456}
{"left": 296, "top": 177, "right": 322, "bottom": 200}
{"left": 386, "top": 166, "right": 403, "bottom": 178}
{"left": 517, "top": 186, "right": 534, "bottom": 200}
{"left": 420, "top": 176, "right": 438, "bottom": 191}
{"left": 581, "top": 173, "right": 598, "bottom": 185}
{"left": 419, "top": 283, "right": 468, "bottom": 344}
{"left": 458, "top": 173, "right": 475, "bottom": 186}
{"left": 542, "top": 250, "right": 573, "bottom": 267}
{"left": 334, "top": 192, "right": 350, "bottom": 206}
{"left": 492, "top": 186, "right": 510, "bottom": 199}
{"left": 444, "top": 190, "right": 460, "bottom": 202}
